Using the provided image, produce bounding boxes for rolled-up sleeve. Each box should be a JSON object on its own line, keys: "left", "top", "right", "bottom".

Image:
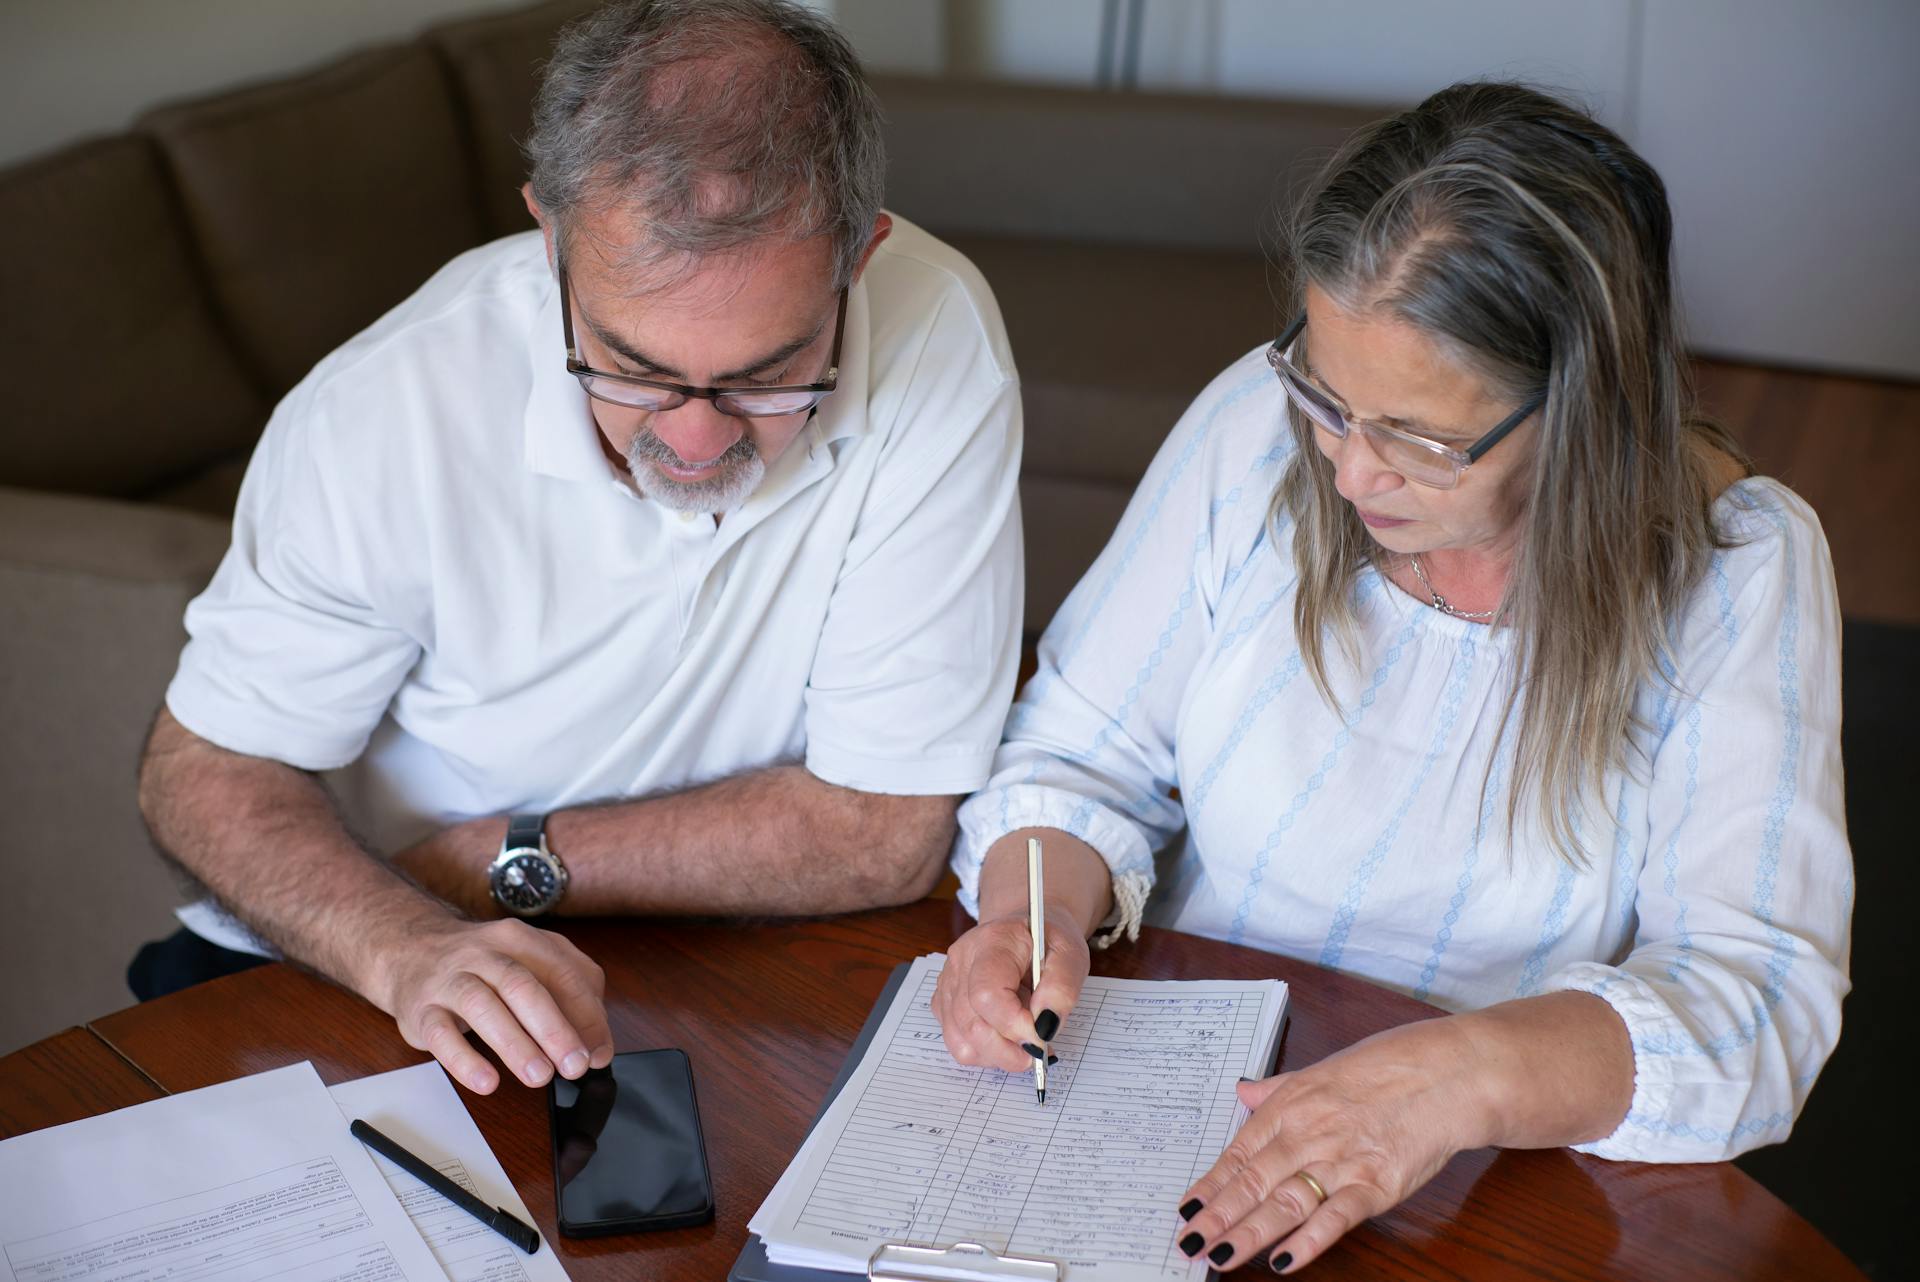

{"left": 953, "top": 358, "right": 1282, "bottom": 916}
{"left": 1547, "top": 484, "right": 1851, "bottom": 1161}
{"left": 166, "top": 385, "right": 420, "bottom": 770}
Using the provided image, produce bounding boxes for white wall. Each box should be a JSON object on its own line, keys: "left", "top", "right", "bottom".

{"left": 832, "top": 0, "right": 1920, "bottom": 380}
{"left": 0, "top": 0, "right": 532, "bottom": 167}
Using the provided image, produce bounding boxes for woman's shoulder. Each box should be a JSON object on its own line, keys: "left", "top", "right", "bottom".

{"left": 1712, "top": 476, "right": 1829, "bottom": 562}
{"left": 1154, "top": 344, "right": 1294, "bottom": 494}
{"left": 1678, "top": 475, "right": 1838, "bottom": 654}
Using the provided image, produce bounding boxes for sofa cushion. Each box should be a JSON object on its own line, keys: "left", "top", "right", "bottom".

{"left": 141, "top": 45, "right": 485, "bottom": 394}
{"left": 948, "top": 235, "right": 1281, "bottom": 488}
{"left": 873, "top": 76, "right": 1387, "bottom": 252}
{"left": 1020, "top": 474, "right": 1135, "bottom": 637}
{"left": 429, "top": 0, "right": 599, "bottom": 241}
{"left": 145, "top": 454, "right": 249, "bottom": 519}
{"left": 0, "top": 136, "right": 266, "bottom": 499}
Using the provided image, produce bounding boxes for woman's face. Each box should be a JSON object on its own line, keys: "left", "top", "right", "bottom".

{"left": 1301, "top": 285, "right": 1537, "bottom": 560}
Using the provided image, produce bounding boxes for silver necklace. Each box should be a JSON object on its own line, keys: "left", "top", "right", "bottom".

{"left": 1408, "top": 554, "right": 1496, "bottom": 621}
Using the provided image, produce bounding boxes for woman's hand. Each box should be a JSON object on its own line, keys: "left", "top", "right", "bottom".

{"left": 1173, "top": 1016, "right": 1488, "bottom": 1273}
{"left": 932, "top": 904, "right": 1091, "bottom": 1072}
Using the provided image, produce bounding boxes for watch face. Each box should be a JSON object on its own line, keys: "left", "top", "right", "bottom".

{"left": 493, "top": 852, "right": 561, "bottom": 915}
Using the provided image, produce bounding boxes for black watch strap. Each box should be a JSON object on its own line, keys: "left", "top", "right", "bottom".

{"left": 505, "top": 812, "right": 546, "bottom": 851}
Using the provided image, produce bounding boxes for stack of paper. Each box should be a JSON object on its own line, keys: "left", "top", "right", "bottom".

{"left": 749, "top": 954, "right": 1288, "bottom": 1281}
{"left": 0, "top": 1059, "right": 568, "bottom": 1282}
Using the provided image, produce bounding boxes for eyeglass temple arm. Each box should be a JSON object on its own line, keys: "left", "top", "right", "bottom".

{"left": 1277, "top": 312, "right": 1307, "bottom": 352}
{"left": 1463, "top": 393, "right": 1546, "bottom": 462}
{"left": 557, "top": 258, "right": 580, "bottom": 360}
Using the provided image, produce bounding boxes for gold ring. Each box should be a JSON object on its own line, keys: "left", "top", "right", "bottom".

{"left": 1296, "top": 1170, "right": 1329, "bottom": 1205}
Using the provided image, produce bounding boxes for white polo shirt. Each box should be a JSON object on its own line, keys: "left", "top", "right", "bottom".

{"left": 167, "top": 219, "right": 1022, "bottom": 948}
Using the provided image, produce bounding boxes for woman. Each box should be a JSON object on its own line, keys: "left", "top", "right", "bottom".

{"left": 935, "top": 82, "right": 1850, "bottom": 1273}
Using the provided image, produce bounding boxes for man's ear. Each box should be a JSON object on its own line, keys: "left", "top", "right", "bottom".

{"left": 848, "top": 212, "right": 893, "bottom": 286}
{"left": 523, "top": 183, "right": 556, "bottom": 269}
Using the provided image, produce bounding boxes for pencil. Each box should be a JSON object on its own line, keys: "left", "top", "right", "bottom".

{"left": 1028, "top": 835, "right": 1047, "bottom": 1105}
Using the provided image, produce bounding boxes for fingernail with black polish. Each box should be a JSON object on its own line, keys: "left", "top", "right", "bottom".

{"left": 1178, "top": 1198, "right": 1203, "bottom": 1220}
{"left": 1034, "top": 1009, "right": 1060, "bottom": 1040}
{"left": 1178, "top": 1233, "right": 1203, "bottom": 1258}
{"left": 1022, "top": 1042, "right": 1045, "bottom": 1059}
{"left": 1237, "top": 1076, "right": 1254, "bottom": 1084}
{"left": 1208, "top": 1243, "right": 1234, "bottom": 1266}
{"left": 1269, "top": 1250, "right": 1293, "bottom": 1272}
{"left": 1047, "top": 1053, "right": 1059, "bottom": 1065}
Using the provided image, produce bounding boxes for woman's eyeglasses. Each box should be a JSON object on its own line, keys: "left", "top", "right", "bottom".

{"left": 1266, "top": 313, "right": 1541, "bottom": 489}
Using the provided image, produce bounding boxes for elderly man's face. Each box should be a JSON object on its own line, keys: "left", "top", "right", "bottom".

{"left": 543, "top": 196, "right": 887, "bottom": 515}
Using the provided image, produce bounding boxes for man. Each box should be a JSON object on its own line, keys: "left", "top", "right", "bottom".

{"left": 135, "top": 0, "right": 1021, "bottom": 1096}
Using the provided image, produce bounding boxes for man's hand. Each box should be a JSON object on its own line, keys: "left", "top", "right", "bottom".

{"left": 392, "top": 817, "right": 507, "bottom": 919}
{"left": 366, "top": 913, "right": 616, "bottom": 1094}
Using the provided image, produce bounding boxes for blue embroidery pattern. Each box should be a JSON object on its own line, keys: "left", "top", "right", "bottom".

{"left": 1226, "top": 612, "right": 1424, "bottom": 947}
{"left": 1185, "top": 650, "right": 1304, "bottom": 815}
{"left": 1321, "top": 631, "right": 1479, "bottom": 971}
{"left": 1413, "top": 736, "right": 1512, "bottom": 1003}
{"left": 1516, "top": 860, "right": 1577, "bottom": 997}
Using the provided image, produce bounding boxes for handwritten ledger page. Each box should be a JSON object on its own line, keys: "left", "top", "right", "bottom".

{"left": 750, "top": 954, "right": 1287, "bottom": 1279}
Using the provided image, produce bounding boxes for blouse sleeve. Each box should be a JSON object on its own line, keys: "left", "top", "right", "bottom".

{"left": 951, "top": 353, "right": 1287, "bottom": 920}
{"left": 1545, "top": 482, "right": 1852, "bottom": 1162}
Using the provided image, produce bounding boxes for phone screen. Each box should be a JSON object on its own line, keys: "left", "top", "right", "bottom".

{"left": 549, "top": 1048, "right": 715, "bottom": 1235}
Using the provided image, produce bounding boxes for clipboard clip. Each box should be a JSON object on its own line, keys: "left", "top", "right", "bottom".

{"left": 867, "top": 1241, "right": 1062, "bottom": 1281}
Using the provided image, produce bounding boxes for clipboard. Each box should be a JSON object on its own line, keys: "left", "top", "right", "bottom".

{"left": 733, "top": 965, "right": 1060, "bottom": 1279}
{"left": 728, "top": 963, "right": 1289, "bottom": 1282}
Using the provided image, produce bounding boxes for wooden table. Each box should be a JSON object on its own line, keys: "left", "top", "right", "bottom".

{"left": 5, "top": 900, "right": 1860, "bottom": 1280}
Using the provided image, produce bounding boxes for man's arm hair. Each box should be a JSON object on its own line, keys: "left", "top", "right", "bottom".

{"left": 544, "top": 764, "right": 958, "bottom": 917}
{"left": 137, "top": 706, "right": 458, "bottom": 1003}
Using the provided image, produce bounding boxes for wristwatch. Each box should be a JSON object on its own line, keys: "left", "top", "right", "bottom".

{"left": 488, "top": 813, "right": 569, "bottom": 917}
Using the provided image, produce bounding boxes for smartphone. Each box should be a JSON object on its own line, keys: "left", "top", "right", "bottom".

{"left": 548, "top": 1048, "right": 715, "bottom": 1236}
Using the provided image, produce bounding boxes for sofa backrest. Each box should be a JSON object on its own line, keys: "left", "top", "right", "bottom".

{"left": 0, "top": 3, "right": 601, "bottom": 502}
{"left": 429, "top": 0, "right": 601, "bottom": 241}
{"left": 870, "top": 75, "right": 1385, "bottom": 253}
{"left": 141, "top": 44, "right": 487, "bottom": 397}
{"left": 0, "top": 136, "right": 267, "bottom": 499}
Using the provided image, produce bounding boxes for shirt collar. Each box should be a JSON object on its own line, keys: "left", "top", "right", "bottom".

{"left": 522, "top": 270, "right": 872, "bottom": 486}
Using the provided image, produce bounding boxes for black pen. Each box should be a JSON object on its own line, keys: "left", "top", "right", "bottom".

{"left": 350, "top": 1118, "right": 541, "bottom": 1255}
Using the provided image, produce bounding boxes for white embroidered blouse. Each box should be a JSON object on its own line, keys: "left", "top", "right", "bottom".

{"left": 953, "top": 347, "right": 1852, "bottom": 1163}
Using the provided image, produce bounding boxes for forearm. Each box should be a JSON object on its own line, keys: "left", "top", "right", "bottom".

{"left": 138, "top": 707, "right": 454, "bottom": 1001}
{"left": 1449, "top": 990, "right": 1636, "bottom": 1150}
{"left": 547, "top": 764, "right": 958, "bottom": 916}
{"left": 975, "top": 828, "right": 1113, "bottom": 935}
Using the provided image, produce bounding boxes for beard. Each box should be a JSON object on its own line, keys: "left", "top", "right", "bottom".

{"left": 624, "top": 427, "right": 766, "bottom": 515}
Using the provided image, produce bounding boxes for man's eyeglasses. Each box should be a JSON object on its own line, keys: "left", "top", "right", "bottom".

{"left": 1266, "top": 313, "right": 1542, "bottom": 489}
{"left": 559, "top": 262, "right": 847, "bottom": 419}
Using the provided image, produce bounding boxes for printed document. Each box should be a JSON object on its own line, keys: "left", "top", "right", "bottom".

{"left": 330, "top": 1063, "right": 569, "bottom": 1282}
{"left": 748, "top": 954, "right": 1287, "bottom": 1279}
{"left": 0, "top": 1061, "right": 449, "bottom": 1282}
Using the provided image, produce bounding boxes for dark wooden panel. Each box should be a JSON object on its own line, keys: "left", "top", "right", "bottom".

{"left": 80, "top": 901, "right": 1861, "bottom": 1280}
{"left": 1693, "top": 357, "right": 1920, "bottom": 626}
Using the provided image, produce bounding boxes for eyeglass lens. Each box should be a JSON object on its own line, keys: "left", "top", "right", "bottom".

{"left": 1274, "top": 362, "right": 1462, "bottom": 488}
{"left": 576, "top": 376, "right": 827, "bottom": 419}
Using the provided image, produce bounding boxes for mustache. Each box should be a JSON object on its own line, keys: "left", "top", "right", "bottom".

{"left": 625, "top": 428, "right": 758, "bottom": 471}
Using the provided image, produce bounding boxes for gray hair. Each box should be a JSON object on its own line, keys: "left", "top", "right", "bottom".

{"left": 1275, "top": 81, "right": 1749, "bottom": 865}
{"left": 526, "top": 0, "right": 886, "bottom": 289}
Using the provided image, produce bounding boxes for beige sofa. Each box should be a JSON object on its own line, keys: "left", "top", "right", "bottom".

{"left": 0, "top": 0, "right": 1381, "bottom": 1052}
